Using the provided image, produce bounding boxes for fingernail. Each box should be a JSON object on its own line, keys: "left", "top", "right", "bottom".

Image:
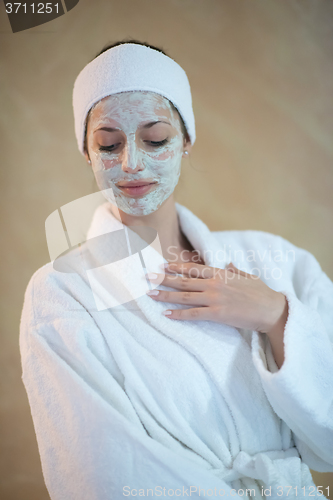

{"left": 146, "top": 273, "right": 158, "bottom": 279}
{"left": 162, "top": 310, "right": 172, "bottom": 316}
{"left": 146, "top": 290, "right": 159, "bottom": 296}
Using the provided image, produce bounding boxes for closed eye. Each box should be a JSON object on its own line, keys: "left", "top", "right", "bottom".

{"left": 98, "top": 139, "right": 169, "bottom": 153}
{"left": 146, "top": 139, "right": 168, "bottom": 147}
{"left": 99, "top": 143, "right": 121, "bottom": 152}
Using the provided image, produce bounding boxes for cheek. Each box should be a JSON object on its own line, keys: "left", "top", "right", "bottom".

{"left": 142, "top": 150, "right": 181, "bottom": 178}
{"left": 145, "top": 137, "right": 183, "bottom": 165}
{"left": 92, "top": 152, "right": 122, "bottom": 172}
{"left": 149, "top": 149, "right": 175, "bottom": 162}
{"left": 101, "top": 157, "right": 121, "bottom": 171}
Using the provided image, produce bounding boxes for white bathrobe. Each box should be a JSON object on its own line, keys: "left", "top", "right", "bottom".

{"left": 19, "top": 201, "right": 333, "bottom": 500}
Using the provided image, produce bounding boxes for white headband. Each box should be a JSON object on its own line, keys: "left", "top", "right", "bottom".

{"left": 72, "top": 43, "right": 196, "bottom": 156}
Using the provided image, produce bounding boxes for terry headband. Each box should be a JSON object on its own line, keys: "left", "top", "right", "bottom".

{"left": 72, "top": 43, "right": 196, "bottom": 156}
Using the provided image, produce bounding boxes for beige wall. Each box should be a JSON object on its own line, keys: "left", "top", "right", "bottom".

{"left": 1, "top": 0, "right": 332, "bottom": 498}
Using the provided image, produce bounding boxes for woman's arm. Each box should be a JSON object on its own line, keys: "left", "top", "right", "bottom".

{"left": 251, "top": 239, "right": 333, "bottom": 472}
{"left": 264, "top": 294, "right": 289, "bottom": 369}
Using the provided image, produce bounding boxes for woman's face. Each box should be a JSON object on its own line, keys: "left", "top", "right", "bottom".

{"left": 85, "top": 91, "right": 190, "bottom": 216}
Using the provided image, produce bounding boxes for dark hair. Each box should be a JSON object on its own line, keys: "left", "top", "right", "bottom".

{"left": 83, "top": 38, "right": 190, "bottom": 156}
{"left": 91, "top": 38, "right": 169, "bottom": 61}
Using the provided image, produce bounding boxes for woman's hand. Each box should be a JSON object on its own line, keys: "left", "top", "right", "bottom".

{"left": 145, "top": 261, "right": 288, "bottom": 337}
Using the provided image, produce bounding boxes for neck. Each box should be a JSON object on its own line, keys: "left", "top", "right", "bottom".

{"left": 109, "top": 195, "right": 194, "bottom": 261}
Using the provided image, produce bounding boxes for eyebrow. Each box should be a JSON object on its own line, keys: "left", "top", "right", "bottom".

{"left": 93, "top": 120, "right": 171, "bottom": 134}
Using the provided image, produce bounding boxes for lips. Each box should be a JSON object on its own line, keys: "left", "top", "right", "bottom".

{"left": 117, "top": 182, "right": 157, "bottom": 196}
{"left": 119, "top": 182, "right": 155, "bottom": 187}
{"left": 118, "top": 181, "right": 156, "bottom": 187}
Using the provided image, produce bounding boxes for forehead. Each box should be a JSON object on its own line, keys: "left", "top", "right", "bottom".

{"left": 88, "top": 91, "right": 175, "bottom": 125}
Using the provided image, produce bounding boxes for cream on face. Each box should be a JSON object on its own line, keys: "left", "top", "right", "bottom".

{"left": 86, "top": 91, "right": 184, "bottom": 216}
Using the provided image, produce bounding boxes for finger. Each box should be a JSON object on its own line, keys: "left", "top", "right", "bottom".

{"left": 225, "top": 262, "right": 255, "bottom": 279}
{"left": 146, "top": 289, "right": 209, "bottom": 306}
{"left": 165, "top": 261, "right": 220, "bottom": 280}
{"left": 162, "top": 306, "right": 213, "bottom": 321}
{"left": 149, "top": 272, "right": 209, "bottom": 291}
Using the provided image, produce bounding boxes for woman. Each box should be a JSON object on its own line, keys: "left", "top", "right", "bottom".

{"left": 20, "top": 40, "right": 333, "bottom": 499}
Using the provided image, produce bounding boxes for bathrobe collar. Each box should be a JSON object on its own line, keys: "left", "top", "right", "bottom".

{"left": 86, "top": 200, "right": 229, "bottom": 270}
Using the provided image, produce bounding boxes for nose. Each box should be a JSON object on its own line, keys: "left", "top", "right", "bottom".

{"left": 121, "top": 136, "right": 144, "bottom": 174}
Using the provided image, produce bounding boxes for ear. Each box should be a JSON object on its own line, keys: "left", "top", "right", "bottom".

{"left": 84, "top": 150, "right": 91, "bottom": 164}
{"left": 182, "top": 136, "right": 192, "bottom": 157}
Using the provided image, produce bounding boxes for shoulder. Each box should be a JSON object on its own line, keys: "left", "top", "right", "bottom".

{"left": 212, "top": 228, "right": 319, "bottom": 263}
{"left": 211, "top": 228, "right": 328, "bottom": 293}
{"left": 213, "top": 228, "right": 291, "bottom": 249}
{"left": 20, "top": 246, "right": 93, "bottom": 329}
{"left": 19, "top": 246, "right": 99, "bottom": 361}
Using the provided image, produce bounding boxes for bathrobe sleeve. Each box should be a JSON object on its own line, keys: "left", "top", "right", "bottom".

{"left": 251, "top": 236, "right": 333, "bottom": 473}
{"left": 19, "top": 267, "right": 244, "bottom": 500}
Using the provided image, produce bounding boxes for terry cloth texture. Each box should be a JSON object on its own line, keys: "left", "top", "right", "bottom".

{"left": 20, "top": 202, "right": 333, "bottom": 499}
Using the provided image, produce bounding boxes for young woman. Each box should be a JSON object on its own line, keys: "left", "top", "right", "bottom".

{"left": 20, "top": 39, "right": 333, "bottom": 500}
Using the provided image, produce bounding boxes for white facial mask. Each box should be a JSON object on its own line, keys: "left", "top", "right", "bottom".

{"left": 86, "top": 91, "right": 184, "bottom": 216}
